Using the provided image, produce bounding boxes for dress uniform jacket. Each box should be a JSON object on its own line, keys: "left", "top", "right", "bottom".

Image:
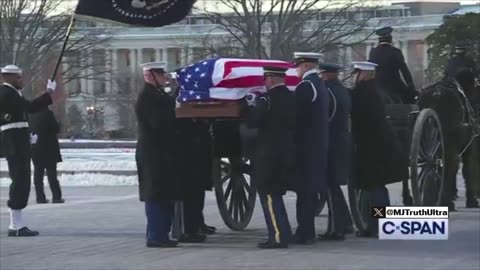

{"left": 135, "top": 84, "right": 181, "bottom": 203}
{"left": 0, "top": 84, "right": 52, "bottom": 158}
{"left": 295, "top": 71, "right": 330, "bottom": 192}
{"left": 29, "top": 108, "right": 62, "bottom": 167}
{"left": 369, "top": 44, "right": 416, "bottom": 104}
{"left": 350, "top": 79, "right": 408, "bottom": 190}
{"left": 444, "top": 55, "right": 477, "bottom": 78}
{"left": 247, "top": 84, "right": 296, "bottom": 194}
{"left": 326, "top": 79, "right": 351, "bottom": 186}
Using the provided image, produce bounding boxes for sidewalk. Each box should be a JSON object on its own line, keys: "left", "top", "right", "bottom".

{"left": 1, "top": 184, "right": 479, "bottom": 270}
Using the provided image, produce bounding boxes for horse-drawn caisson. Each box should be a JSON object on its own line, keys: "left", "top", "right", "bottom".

{"left": 347, "top": 69, "right": 480, "bottom": 233}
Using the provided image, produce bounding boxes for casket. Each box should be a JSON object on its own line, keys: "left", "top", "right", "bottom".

{"left": 175, "top": 58, "right": 300, "bottom": 118}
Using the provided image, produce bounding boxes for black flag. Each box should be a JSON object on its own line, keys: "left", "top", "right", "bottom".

{"left": 75, "top": 0, "right": 197, "bottom": 27}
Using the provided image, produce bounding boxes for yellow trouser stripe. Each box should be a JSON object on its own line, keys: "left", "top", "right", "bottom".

{"left": 267, "top": 195, "right": 281, "bottom": 243}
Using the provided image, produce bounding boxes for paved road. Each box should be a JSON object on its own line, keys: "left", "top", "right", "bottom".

{"left": 1, "top": 184, "right": 479, "bottom": 270}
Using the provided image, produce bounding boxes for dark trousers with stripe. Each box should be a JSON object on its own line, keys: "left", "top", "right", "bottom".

{"left": 33, "top": 163, "right": 62, "bottom": 201}
{"left": 259, "top": 193, "right": 292, "bottom": 244}
{"left": 324, "top": 184, "right": 353, "bottom": 234}
{"left": 7, "top": 153, "right": 31, "bottom": 210}
{"left": 183, "top": 188, "right": 205, "bottom": 234}
{"left": 145, "top": 201, "right": 174, "bottom": 242}
{"left": 295, "top": 190, "right": 317, "bottom": 240}
{"left": 367, "top": 186, "right": 390, "bottom": 234}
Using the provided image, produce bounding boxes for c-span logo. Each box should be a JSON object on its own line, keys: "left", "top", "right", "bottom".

{"left": 379, "top": 219, "right": 448, "bottom": 240}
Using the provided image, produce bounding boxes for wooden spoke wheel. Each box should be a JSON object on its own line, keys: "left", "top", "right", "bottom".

{"left": 213, "top": 157, "right": 257, "bottom": 231}
{"left": 410, "top": 108, "right": 445, "bottom": 206}
{"left": 347, "top": 180, "right": 370, "bottom": 234}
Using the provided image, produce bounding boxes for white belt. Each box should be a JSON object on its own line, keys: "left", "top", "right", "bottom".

{"left": 0, "top": 122, "right": 29, "bottom": 132}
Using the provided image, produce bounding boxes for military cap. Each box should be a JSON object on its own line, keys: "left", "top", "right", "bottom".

{"left": 319, "top": 63, "right": 344, "bottom": 73}
{"left": 351, "top": 61, "right": 378, "bottom": 71}
{"left": 141, "top": 62, "right": 167, "bottom": 73}
{"left": 1, "top": 65, "right": 22, "bottom": 74}
{"left": 263, "top": 66, "right": 288, "bottom": 77}
{"left": 375, "top": 26, "right": 393, "bottom": 37}
{"left": 455, "top": 42, "right": 468, "bottom": 50}
{"left": 293, "top": 52, "right": 323, "bottom": 66}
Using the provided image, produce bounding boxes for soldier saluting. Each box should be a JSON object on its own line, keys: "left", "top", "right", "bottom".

{"left": 369, "top": 26, "right": 417, "bottom": 104}
{"left": 135, "top": 62, "right": 181, "bottom": 248}
{"left": 293, "top": 52, "right": 330, "bottom": 244}
{"left": 0, "top": 65, "right": 56, "bottom": 237}
{"left": 246, "top": 66, "right": 295, "bottom": 249}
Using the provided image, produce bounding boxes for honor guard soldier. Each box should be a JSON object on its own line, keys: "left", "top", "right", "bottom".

{"left": 246, "top": 66, "right": 295, "bottom": 249}
{"left": 369, "top": 26, "right": 417, "bottom": 104}
{"left": 135, "top": 62, "right": 181, "bottom": 248}
{"left": 317, "top": 63, "right": 354, "bottom": 241}
{"left": 0, "top": 65, "right": 56, "bottom": 237}
{"left": 444, "top": 43, "right": 478, "bottom": 78}
{"left": 350, "top": 62, "right": 409, "bottom": 238}
{"left": 293, "top": 52, "right": 330, "bottom": 244}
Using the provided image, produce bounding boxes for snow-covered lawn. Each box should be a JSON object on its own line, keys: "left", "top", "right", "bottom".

{"left": 0, "top": 148, "right": 137, "bottom": 187}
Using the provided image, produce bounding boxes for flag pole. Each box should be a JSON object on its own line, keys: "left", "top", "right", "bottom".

{"left": 51, "top": 13, "right": 76, "bottom": 81}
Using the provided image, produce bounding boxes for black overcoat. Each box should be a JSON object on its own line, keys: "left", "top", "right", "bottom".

{"left": 350, "top": 80, "right": 409, "bottom": 190}
{"left": 135, "top": 84, "right": 181, "bottom": 203}
{"left": 175, "top": 119, "right": 213, "bottom": 192}
{"left": 369, "top": 44, "right": 416, "bottom": 104}
{"left": 29, "top": 108, "right": 62, "bottom": 166}
{"left": 247, "top": 84, "right": 296, "bottom": 194}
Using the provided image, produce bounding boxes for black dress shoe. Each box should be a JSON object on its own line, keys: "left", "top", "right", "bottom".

{"left": 8, "top": 227, "right": 39, "bottom": 237}
{"left": 199, "top": 225, "right": 216, "bottom": 235}
{"left": 447, "top": 201, "right": 456, "bottom": 212}
{"left": 318, "top": 233, "right": 345, "bottom": 241}
{"left": 146, "top": 240, "right": 178, "bottom": 248}
{"left": 355, "top": 231, "right": 377, "bottom": 238}
{"left": 402, "top": 194, "right": 413, "bottom": 206}
{"left": 344, "top": 226, "right": 355, "bottom": 234}
{"left": 37, "top": 199, "right": 49, "bottom": 204}
{"left": 293, "top": 237, "right": 315, "bottom": 245}
{"left": 257, "top": 241, "right": 288, "bottom": 249}
{"left": 178, "top": 233, "right": 207, "bottom": 243}
{"left": 52, "top": 198, "right": 65, "bottom": 204}
{"left": 466, "top": 199, "right": 479, "bottom": 208}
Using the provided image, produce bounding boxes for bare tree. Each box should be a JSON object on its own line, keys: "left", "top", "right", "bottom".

{"left": 197, "top": 0, "right": 377, "bottom": 61}
{"left": 0, "top": 0, "right": 112, "bottom": 97}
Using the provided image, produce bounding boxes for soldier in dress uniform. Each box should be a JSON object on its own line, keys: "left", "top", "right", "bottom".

{"left": 369, "top": 26, "right": 417, "bottom": 104}
{"left": 245, "top": 66, "right": 295, "bottom": 249}
{"left": 350, "top": 61, "right": 409, "bottom": 237}
{"left": 293, "top": 52, "right": 330, "bottom": 244}
{"left": 444, "top": 43, "right": 478, "bottom": 78}
{"left": 135, "top": 62, "right": 180, "bottom": 248}
{"left": 0, "top": 65, "right": 56, "bottom": 237}
{"left": 30, "top": 107, "right": 64, "bottom": 204}
{"left": 317, "top": 63, "right": 354, "bottom": 241}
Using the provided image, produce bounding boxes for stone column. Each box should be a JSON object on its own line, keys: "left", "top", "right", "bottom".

{"left": 105, "top": 49, "right": 112, "bottom": 94}
{"left": 137, "top": 48, "right": 143, "bottom": 66}
{"left": 366, "top": 43, "right": 373, "bottom": 60}
{"left": 181, "top": 47, "right": 187, "bottom": 66}
{"left": 87, "top": 50, "right": 94, "bottom": 95}
{"left": 423, "top": 43, "right": 429, "bottom": 72}
{"left": 187, "top": 46, "right": 194, "bottom": 65}
{"left": 345, "top": 46, "right": 353, "bottom": 64}
{"left": 111, "top": 49, "right": 118, "bottom": 94}
{"left": 401, "top": 41, "right": 409, "bottom": 65}
{"left": 155, "top": 48, "right": 162, "bottom": 62}
{"left": 129, "top": 48, "right": 136, "bottom": 89}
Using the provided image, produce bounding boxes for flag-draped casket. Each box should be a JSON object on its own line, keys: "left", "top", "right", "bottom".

{"left": 175, "top": 58, "right": 300, "bottom": 118}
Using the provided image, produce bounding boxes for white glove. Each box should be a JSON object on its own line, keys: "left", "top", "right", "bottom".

{"left": 30, "top": 133, "right": 38, "bottom": 144}
{"left": 47, "top": 80, "right": 57, "bottom": 92}
{"left": 245, "top": 93, "right": 257, "bottom": 106}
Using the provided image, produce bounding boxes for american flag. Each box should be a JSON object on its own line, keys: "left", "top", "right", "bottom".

{"left": 176, "top": 58, "right": 301, "bottom": 103}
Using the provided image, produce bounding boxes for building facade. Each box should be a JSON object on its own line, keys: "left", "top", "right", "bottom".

{"left": 62, "top": 1, "right": 478, "bottom": 138}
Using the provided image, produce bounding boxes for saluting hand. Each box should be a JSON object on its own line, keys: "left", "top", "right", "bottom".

{"left": 47, "top": 80, "right": 57, "bottom": 93}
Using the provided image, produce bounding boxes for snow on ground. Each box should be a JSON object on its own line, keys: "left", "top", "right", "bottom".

{"left": 0, "top": 174, "right": 138, "bottom": 187}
